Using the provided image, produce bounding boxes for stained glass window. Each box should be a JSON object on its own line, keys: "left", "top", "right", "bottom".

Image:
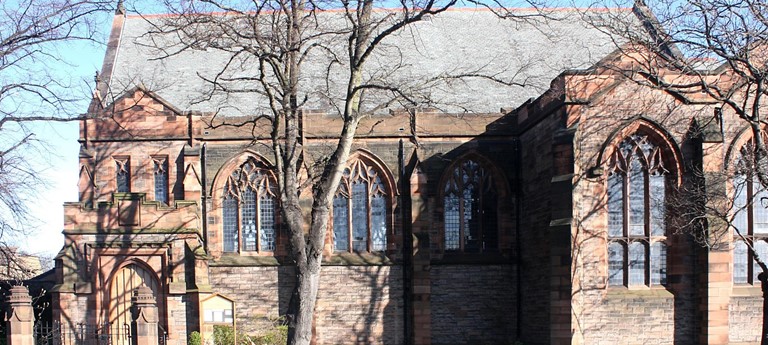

{"left": 443, "top": 158, "right": 499, "bottom": 253}
{"left": 332, "top": 159, "right": 389, "bottom": 252}
{"left": 606, "top": 134, "right": 669, "bottom": 287}
{"left": 221, "top": 158, "right": 278, "bottom": 253}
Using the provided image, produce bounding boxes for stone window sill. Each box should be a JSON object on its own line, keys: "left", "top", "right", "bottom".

{"left": 605, "top": 286, "right": 673, "bottom": 299}
{"left": 731, "top": 285, "right": 763, "bottom": 297}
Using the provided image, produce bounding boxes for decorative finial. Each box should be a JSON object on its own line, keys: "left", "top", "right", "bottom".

{"left": 116, "top": 0, "right": 125, "bottom": 15}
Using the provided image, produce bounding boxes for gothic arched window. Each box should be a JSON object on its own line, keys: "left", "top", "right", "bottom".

{"left": 732, "top": 139, "right": 768, "bottom": 284}
{"left": 222, "top": 159, "right": 278, "bottom": 253}
{"left": 332, "top": 159, "right": 388, "bottom": 252}
{"left": 607, "top": 134, "right": 668, "bottom": 287}
{"left": 443, "top": 158, "right": 498, "bottom": 253}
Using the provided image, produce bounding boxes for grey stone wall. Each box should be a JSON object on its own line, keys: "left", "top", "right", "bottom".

{"left": 729, "top": 295, "right": 762, "bottom": 343}
{"left": 429, "top": 265, "right": 517, "bottom": 345}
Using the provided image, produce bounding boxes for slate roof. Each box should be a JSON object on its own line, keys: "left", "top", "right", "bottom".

{"left": 102, "top": 7, "right": 638, "bottom": 116}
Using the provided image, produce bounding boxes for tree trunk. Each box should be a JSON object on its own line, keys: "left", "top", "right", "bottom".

{"left": 290, "top": 258, "right": 321, "bottom": 345}
{"left": 761, "top": 271, "right": 768, "bottom": 345}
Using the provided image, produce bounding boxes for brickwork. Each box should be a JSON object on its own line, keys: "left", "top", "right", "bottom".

{"left": 208, "top": 265, "right": 291, "bottom": 328}
{"left": 729, "top": 294, "right": 762, "bottom": 343}
{"left": 429, "top": 265, "right": 516, "bottom": 345}
{"left": 316, "top": 266, "right": 403, "bottom": 345}
{"left": 518, "top": 110, "right": 557, "bottom": 344}
{"left": 209, "top": 265, "right": 403, "bottom": 344}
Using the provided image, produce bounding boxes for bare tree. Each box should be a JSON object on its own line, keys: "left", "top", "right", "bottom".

{"left": 135, "top": 0, "right": 553, "bottom": 343}
{"left": 582, "top": 0, "right": 768, "bottom": 342}
{"left": 0, "top": 0, "right": 110, "bottom": 276}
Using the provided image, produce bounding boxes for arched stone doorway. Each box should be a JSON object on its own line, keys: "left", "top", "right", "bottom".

{"left": 107, "top": 263, "right": 163, "bottom": 345}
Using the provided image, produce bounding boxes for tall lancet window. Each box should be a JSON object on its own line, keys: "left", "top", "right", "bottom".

{"left": 732, "top": 139, "right": 768, "bottom": 285}
{"left": 115, "top": 157, "right": 131, "bottom": 193}
{"left": 222, "top": 159, "right": 278, "bottom": 253}
{"left": 443, "top": 159, "right": 498, "bottom": 253}
{"left": 607, "top": 134, "right": 668, "bottom": 287}
{"left": 333, "top": 159, "right": 388, "bottom": 252}
{"left": 153, "top": 157, "right": 169, "bottom": 204}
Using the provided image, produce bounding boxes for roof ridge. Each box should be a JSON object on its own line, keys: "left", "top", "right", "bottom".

{"left": 126, "top": 6, "right": 632, "bottom": 19}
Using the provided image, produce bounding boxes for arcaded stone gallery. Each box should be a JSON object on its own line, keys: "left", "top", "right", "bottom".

{"left": 47, "top": 2, "right": 765, "bottom": 345}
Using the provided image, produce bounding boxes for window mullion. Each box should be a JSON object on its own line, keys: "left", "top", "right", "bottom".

{"left": 347, "top": 194, "right": 353, "bottom": 253}
{"left": 367, "top": 182, "right": 372, "bottom": 253}
{"left": 256, "top": 191, "right": 262, "bottom": 253}
{"left": 478, "top": 189, "right": 484, "bottom": 253}
{"left": 237, "top": 201, "right": 242, "bottom": 254}
{"left": 644, "top": 171, "right": 650, "bottom": 286}
{"left": 458, "top": 180, "right": 465, "bottom": 253}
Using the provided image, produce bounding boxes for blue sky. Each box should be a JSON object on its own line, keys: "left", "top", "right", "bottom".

{"left": 17, "top": 18, "right": 112, "bottom": 258}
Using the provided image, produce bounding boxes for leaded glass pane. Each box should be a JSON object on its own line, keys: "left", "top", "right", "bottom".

{"left": 444, "top": 194, "right": 460, "bottom": 250}
{"left": 153, "top": 159, "right": 168, "bottom": 204}
{"left": 733, "top": 175, "right": 749, "bottom": 234}
{"left": 223, "top": 197, "right": 238, "bottom": 253}
{"left": 734, "top": 240, "right": 748, "bottom": 284}
{"left": 608, "top": 242, "right": 624, "bottom": 286}
{"left": 754, "top": 177, "right": 768, "bottom": 234}
{"left": 371, "top": 195, "right": 387, "bottom": 251}
{"left": 753, "top": 240, "right": 768, "bottom": 282}
{"left": 352, "top": 182, "right": 368, "bottom": 252}
{"left": 333, "top": 195, "right": 349, "bottom": 252}
{"left": 608, "top": 173, "right": 624, "bottom": 238}
{"left": 628, "top": 157, "right": 645, "bottom": 236}
{"left": 241, "top": 189, "right": 257, "bottom": 252}
{"left": 650, "top": 242, "right": 667, "bottom": 285}
{"left": 260, "top": 195, "right": 276, "bottom": 251}
{"left": 628, "top": 242, "right": 646, "bottom": 286}
{"left": 463, "top": 184, "right": 479, "bottom": 252}
{"left": 649, "top": 174, "right": 665, "bottom": 236}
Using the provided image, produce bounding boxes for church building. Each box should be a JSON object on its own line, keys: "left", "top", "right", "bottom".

{"left": 50, "top": 2, "right": 764, "bottom": 344}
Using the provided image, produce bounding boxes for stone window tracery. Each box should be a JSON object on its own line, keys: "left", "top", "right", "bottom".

{"left": 607, "top": 134, "right": 668, "bottom": 287}
{"left": 332, "top": 159, "right": 388, "bottom": 253}
{"left": 221, "top": 159, "right": 278, "bottom": 253}
{"left": 443, "top": 158, "right": 498, "bottom": 253}
{"left": 153, "top": 157, "right": 168, "bottom": 204}
{"left": 115, "top": 157, "right": 131, "bottom": 193}
{"left": 732, "top": 139, "right": 768, "bottom": 284}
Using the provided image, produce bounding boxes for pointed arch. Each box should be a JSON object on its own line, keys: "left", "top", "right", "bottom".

{"left": 331, "top": 150, "right": 397, "bottom": 253}
{"left": 595, "top": 118, "right": 683, "bottom": 186}
{"left": 212, "top": 151, "right": 279, "bottom": 254}
{"left": 106, "top": 259, "right": 163, "bottom": 345}
{"left": 438, "top": 151, "right": 509, "bottom": 253}
{"left": 726, "top": 126, "right": 768, "bottom": 285}
{"left": 603, "top": 120, "right": 678, "bottom": 288}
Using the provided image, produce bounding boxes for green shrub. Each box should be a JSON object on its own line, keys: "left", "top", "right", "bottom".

{"left": 213, "top": 325, "right": 236, "bottom": 345}
{"left": 188, "top": 331, "right": 202, "bottom": 345}
{"left": 211, "top": 318, "right": 286, "bottom": 345}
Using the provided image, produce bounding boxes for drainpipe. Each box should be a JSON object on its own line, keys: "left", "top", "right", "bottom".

{"left": 514, "top": 138, "right": 523, "bottom": 339}
{"left": 399, "top": 139, "right": 413, "bottom": 345}
{"left": 201, "top": 143, "right": 208, "bottom": 251}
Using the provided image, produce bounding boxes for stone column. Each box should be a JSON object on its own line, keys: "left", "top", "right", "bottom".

{"left": 131, "top": 286, "right": 158, "bottom": 345}
{"left": 6, "top": 285, "right": 34, "bottom": 345}
{"left": 699, "top": 136, "right": 730, "bottom": 345}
